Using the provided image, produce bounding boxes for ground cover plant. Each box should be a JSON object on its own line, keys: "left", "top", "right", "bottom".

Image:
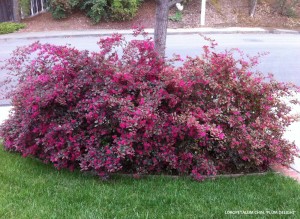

{"left": 0, "top": 29, "right": 299, "bottom": 181}
{"left": 0, "top": 22, "right": 25, "bottom": 35}
{"left": 0, "top": 145, "right": 299, "bottom": 219}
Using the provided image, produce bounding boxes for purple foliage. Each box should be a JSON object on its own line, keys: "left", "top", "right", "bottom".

{"left": 1, "top": 29, "right": 299, "bottom": 180}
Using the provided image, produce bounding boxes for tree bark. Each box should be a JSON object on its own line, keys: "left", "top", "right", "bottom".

{"left": 154, "top": 0, "right": 183, "bottom": 57}
{"left": 249, "top": 0, "right": 257, "bottom": 17}
{"left": 12, "top": 0, "right": 21, "bottom": 22}
{"left": 154, "top": 0, "right": 170, "bottom": 58}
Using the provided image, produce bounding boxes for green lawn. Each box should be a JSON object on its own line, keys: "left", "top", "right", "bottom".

{"left": 0, "top": 145, "right": 299, "bottom": 219}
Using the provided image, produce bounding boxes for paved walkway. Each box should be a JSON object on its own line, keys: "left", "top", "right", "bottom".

{"left": 0, "top": 106, "right": 10, "bottom": 124}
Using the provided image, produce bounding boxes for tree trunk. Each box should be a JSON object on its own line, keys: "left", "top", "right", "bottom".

{"left": 154, "top": 0, "right": 170, "bottom": 58}
{"left": 249, "top": 0, "right": 257, "bottom": 17}
{"left": 12, "top": 0, "right": 21, "bottom": 22}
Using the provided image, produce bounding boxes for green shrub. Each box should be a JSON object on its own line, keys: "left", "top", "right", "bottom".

{"left": 169, "top": 11, "right": 183, "bottom": 22}
{"left": 81, "top": 0, "right": 108, "bottom": 23}
{"left": 20, "top": 0, "right": 31, "bottom": 17}
{"left": 49, "top": 0, "right": 81, "bottom": 19}
{"left": 51, "top": 5, "right": 69, "bottom": 19}
{"left": 276, "top": 0, "right": 299, "bottom": 18}
{"left": 69, "top": 0, "right": 82, "bottom": 7}
{"left": 49, "top": 0, "right": 141, "bottom": 22}
{"left": 283, "top": 5, "right": 298, "bottom": 17}
{"left": 110, "top": 0, "right": 140, "bottom": 21}
{"left": 81, "top": 0, "right": 140, "bottom": 23}
{"left": 0, "top": 22, "right": 26, "bottom": 34}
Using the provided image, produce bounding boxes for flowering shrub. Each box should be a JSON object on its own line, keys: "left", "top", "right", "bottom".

{"left": 1, "top": 29, "right": 299, "bottom": 180}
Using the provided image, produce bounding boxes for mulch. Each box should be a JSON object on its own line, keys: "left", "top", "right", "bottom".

{"left": 19, "top": 0, "right": 300, "bottom": 33}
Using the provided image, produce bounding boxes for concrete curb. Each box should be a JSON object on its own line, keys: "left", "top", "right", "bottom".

{"left": 271, "top": 164, "right": 300, "bottom": 183}
{"left": 88, "top": 171, "right": 269, "bottom": 181}
{"left": 0, "top": 27, "right": 300, "bottom": 41}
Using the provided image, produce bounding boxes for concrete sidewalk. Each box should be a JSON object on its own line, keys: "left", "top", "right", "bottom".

{"left": 0, "top": 106, "right": 11, "bottom": 124}
{"left": 0, "top": 27, "right": 300, "bottom": 41}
